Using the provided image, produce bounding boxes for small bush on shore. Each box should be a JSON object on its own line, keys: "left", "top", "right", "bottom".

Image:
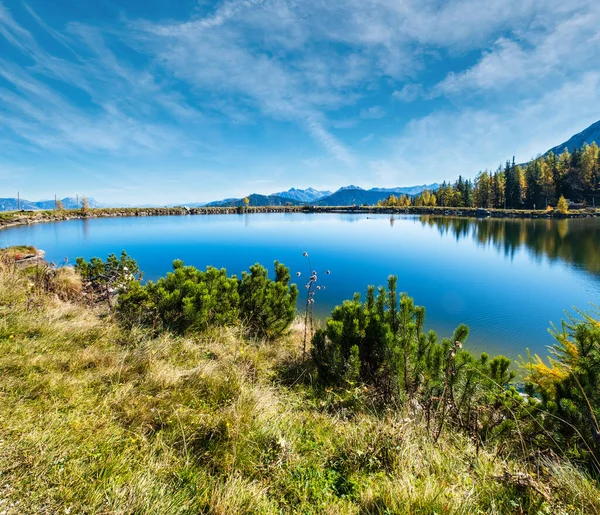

{"left": 115, "top": 258, "right": 298, "bottom": 339}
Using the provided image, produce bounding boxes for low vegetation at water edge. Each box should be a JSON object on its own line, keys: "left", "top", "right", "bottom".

{"left": 0, "top": 249, "right": 599, "bottom": 514}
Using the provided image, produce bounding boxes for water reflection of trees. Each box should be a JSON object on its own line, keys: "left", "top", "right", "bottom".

{"left": 422, "top": 216, "right": 600, "bottom": 275}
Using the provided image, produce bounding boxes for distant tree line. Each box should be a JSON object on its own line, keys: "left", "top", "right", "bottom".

{"left": 380, "top": 143, "right": 600, "bottom": 210}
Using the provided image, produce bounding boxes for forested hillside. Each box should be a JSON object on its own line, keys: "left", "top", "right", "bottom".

{"left": 381, "top": 143, "right": 600, "bottom": 210}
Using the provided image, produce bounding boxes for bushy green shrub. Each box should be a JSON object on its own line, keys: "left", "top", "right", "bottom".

{"left": 75, "top": 251, "right": 141, "bottom": 305}
{"left": 75, "top": 250, "right": 141, "bottom": 287}
{"left": 312, "top": 276, "right": 461, "bottom": 395}
{"left": 238, "top": 261, "right": 298, "bottom": 339}
{"left": 117, "top": 260, "right": 297, "bottom": 339}
{"left": 119, "top": 261, "right": 239, "bottom": 332}
{"left": 311, "top": 276, "right": 520, "bottom": 439}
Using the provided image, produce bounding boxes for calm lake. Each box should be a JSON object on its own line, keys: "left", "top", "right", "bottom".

{"left": 2, "top": 213, "right": 599, "bottom": 358}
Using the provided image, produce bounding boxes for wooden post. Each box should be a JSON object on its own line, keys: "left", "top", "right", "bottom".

{"left": 17, "top": 191, "right": 20, "bottom": 210}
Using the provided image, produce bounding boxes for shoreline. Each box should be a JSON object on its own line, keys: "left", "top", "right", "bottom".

{"left": 1, "top": 204, "right": 599, "bottom": 231}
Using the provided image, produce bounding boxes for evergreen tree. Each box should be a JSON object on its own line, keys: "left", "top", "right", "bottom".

{"left": 493, "top": 169, "right": 505, "bottom": 209}
{"left": 463, "top": 179, "right": 474, "bottom": 207}
{"left": 505, "top": 164, "right": 523, "bottom": 209}
{"left": 557, "top": 149, "right": 571, "bottom": 199}
{"left": 524, "top": 160, "right": 543, "bottom": 209}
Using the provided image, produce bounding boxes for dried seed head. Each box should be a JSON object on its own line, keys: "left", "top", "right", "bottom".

{"left": 303, "top": 252, "right": 308, "bottom": 257}
{"left": 296, "top": 272, "right": 301, "bottom": 276}
{"left": 326, "top": 270, "right": 331, "bottom": 275}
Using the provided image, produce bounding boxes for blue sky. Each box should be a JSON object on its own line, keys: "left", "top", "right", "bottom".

{"left": 1, "top": 0, "right": 599, "bottom": 204}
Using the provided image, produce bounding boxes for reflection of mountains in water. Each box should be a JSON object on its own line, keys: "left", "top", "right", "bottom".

{"left": 421, "top": 216, "right": 600, "bottom": 276}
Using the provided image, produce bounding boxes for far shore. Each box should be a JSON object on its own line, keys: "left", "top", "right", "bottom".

{"left": 1, "top": 204, "right": 599, "bottom": 231}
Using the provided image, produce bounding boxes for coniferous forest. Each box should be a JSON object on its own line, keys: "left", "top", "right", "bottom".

{"left": 380, "top": 143, "right": 600, "bottom": 210}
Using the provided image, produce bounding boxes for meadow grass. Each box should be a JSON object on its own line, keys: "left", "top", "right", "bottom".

{"left": 0, "top": 264, "right": 599, "bottom": 514}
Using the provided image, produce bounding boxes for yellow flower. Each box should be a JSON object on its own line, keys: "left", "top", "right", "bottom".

{"left": 9, "top": 335, "right": 14, "bottom": 339}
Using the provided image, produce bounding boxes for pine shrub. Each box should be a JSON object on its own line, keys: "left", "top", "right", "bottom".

{"left": 311, "top": 276, "right": 522, "bottom": 438}
{"left": 117, "top": 259, "right": 297, "bottom": 339}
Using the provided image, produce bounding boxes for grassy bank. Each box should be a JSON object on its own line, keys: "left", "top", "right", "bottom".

{"left": 1, "top": 260, "right": 599, "bottom": 513}
{"left": 1, "top": 204, "right": 599, "bottom": 231}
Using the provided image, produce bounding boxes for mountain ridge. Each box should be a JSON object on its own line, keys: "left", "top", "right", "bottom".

{"left": 205, "top": 194, "right": 305, "bottom": 208}
{"left": 270, "top": 187, "right": 332, "bottom": 203}
{"left": 547, "top": 120, "right": 600, "bottom": 155}
{"left": 205, "top": 183, "right": 441, "bottom": 208}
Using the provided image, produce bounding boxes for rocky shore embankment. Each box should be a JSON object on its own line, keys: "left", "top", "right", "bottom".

{"left": 1, "top": 204, "right": 599, "bottom": 231}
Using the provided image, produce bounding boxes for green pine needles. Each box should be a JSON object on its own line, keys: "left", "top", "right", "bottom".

{"left": 238, "top": 261, "right": 299, "bottom": 339}
{"left": 311, "top": 275, "right": 523, "bottom": 443}
{"left": 115, "top": 258, "right": 298, "bottom": 339}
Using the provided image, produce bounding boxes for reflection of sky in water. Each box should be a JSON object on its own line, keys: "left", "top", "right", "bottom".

{"left": 2, "top": 213, "right": 599, "bottom": 359}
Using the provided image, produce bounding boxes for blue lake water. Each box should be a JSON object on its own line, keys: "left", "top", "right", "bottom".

{"left": 2, "top": 213, "right": 599, "bottom": 358}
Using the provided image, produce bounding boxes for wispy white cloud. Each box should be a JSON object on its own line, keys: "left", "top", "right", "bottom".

{"left": 392, "top": 84, "right": 423, "bottom": 102}
{"left": 360, "top": 106, "right": 386, "bottom": 119}
{"left": 128, "top": 4, "right": 361, "bottom": 164}
{"left": 434, "top": 7, "right": 600, "bottom": 96}
{"left": 360, "top": 133, "right": 375, "bottom": 144}
{"left": 0, "top": 1, "right": 202, "bottom": 158}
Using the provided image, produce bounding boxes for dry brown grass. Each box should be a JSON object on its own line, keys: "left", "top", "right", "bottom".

{"left": 47, "top": 266, "right": 83, "bottom": 300}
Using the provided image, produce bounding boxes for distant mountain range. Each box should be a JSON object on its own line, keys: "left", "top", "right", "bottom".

{"left": 313, "top": 185, "right": 441, "bottom": 206}
{"left": 206, "top": 194, "right": 305, "bottom": 208}
{"left": 3, "top": 120, "right": 600, "bottom": 212}
{"left": 271, "top": 187, "right": 331, "bottom": 203}
{"left": 205, "top": 184, "right": 441, "bottom": 208}
{"left": 0, "top": 197, "right": 101, "bottom": 212}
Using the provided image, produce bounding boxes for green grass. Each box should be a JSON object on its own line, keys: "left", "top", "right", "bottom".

{"left": 0, "top": 266, "right": 599, "bottom": 514}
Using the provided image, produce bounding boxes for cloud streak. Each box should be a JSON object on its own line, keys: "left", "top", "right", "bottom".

{"left": 434, "top": 8, "right": 600, "bottom": 96}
